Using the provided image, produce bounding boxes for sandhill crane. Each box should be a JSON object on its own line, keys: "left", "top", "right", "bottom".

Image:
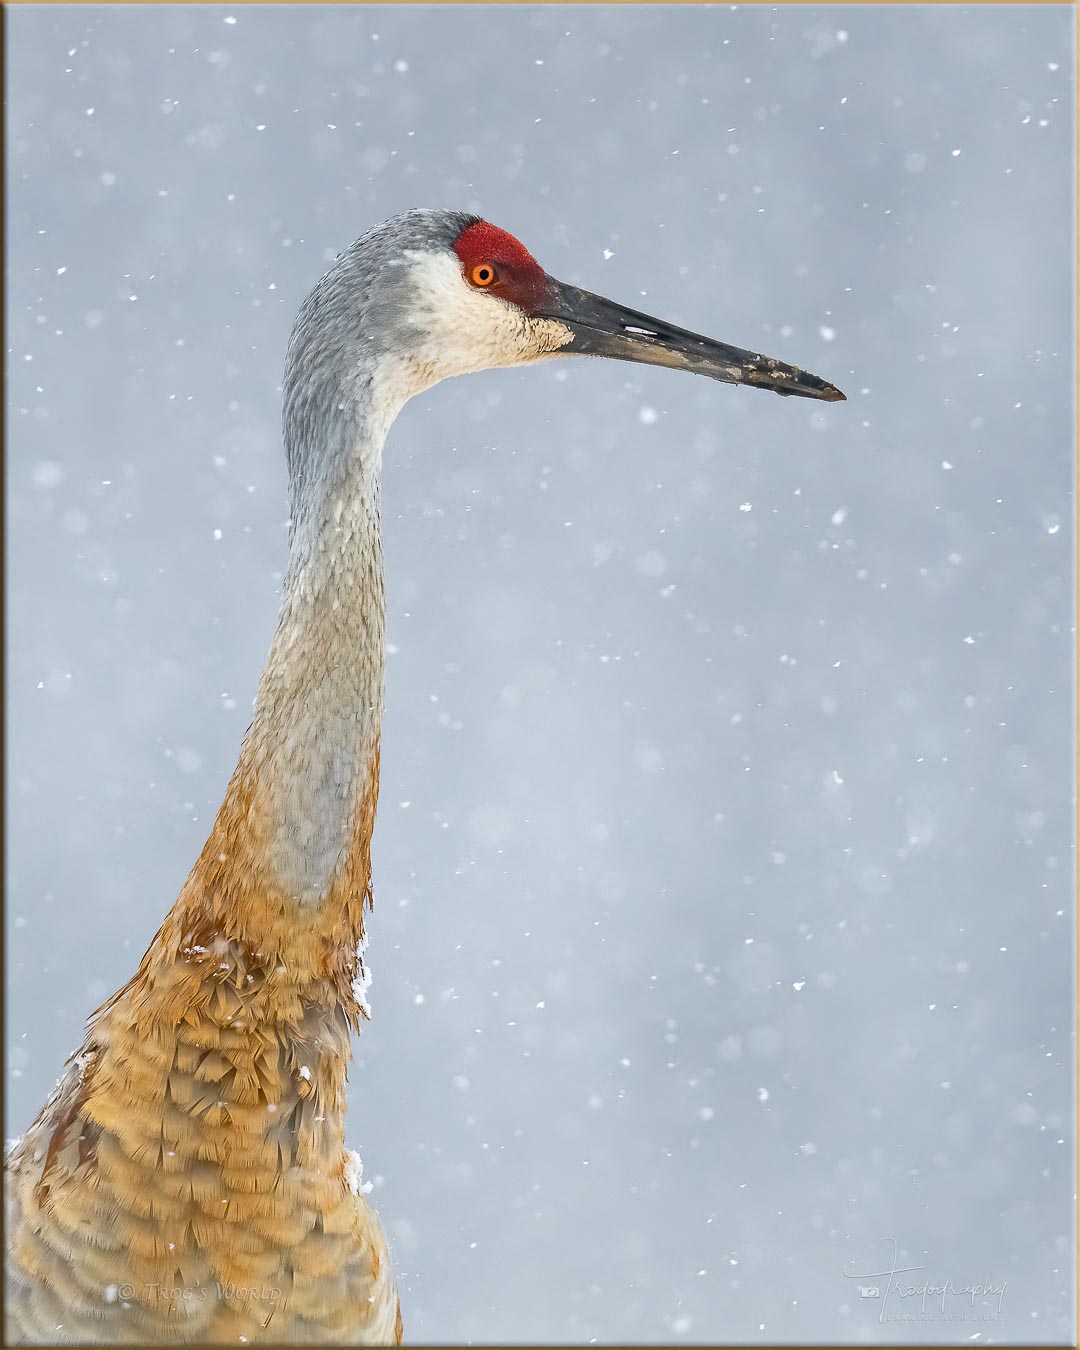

{"left": 5, "top": 209, "right": 844, "bottom": 1345}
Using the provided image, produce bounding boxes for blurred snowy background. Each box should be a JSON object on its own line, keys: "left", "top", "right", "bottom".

{"left": 6, "top": 4, "right": 1075, "bottom": 1343}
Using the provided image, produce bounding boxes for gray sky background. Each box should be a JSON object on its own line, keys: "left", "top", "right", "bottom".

{"left": 6, "top": 4, "right": 1075, "bottom": 1343}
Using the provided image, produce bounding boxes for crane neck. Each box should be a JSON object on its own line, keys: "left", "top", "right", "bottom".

{"left": 170, "top": 368, "right": 404, "bottom": 992}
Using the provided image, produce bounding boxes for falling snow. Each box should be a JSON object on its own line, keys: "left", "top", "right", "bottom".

{"left": 5, "top": 3, "right": 1073, "bottom": 1345}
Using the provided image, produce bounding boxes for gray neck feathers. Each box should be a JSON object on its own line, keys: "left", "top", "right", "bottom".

{"left": 248, "top": 295, "right": 392, "bottom": 903}
{"left": 249, "top": 378, "right": 387, "bottom": 904}
{"left": 241, "top": 210, "right": 477, "bottom": 903}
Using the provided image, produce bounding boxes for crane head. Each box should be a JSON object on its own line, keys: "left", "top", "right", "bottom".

{"left": 447, "top": 217, "right": 845, "bottom": 402}
{"left": 361, "top": 209, "right": 845, "bottom": 403}
{"left": 283, "top": 209, "right": 844, "bottom": 497}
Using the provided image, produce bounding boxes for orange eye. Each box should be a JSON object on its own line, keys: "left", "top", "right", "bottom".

{"left": 469, "top": 262, "right": 498, "bottom": 288}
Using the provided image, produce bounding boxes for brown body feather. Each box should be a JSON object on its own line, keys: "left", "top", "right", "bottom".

{"left": 5, "top": 742, "right": 401, "bottom": 1345}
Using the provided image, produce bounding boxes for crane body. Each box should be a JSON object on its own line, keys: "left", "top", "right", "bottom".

{"left": 5, "top": 209, "right": 843, "bottom": 1344}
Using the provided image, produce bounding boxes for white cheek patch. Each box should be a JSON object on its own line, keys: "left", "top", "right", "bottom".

{"left": 399, "top": 250, "right": 573, "bottom": 393}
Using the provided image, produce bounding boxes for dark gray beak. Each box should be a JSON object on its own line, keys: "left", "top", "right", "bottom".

{"left": 537, "top": 278, "right": 845, "bottom": 403}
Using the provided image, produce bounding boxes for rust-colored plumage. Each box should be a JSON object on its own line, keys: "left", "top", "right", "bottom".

{"left": 6, "top": 737, "right": 400, "bottom": 1345}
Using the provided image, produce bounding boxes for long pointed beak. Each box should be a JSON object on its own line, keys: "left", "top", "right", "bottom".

{"left": 536, "top": 278, "right": 845, "bottom": 403}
